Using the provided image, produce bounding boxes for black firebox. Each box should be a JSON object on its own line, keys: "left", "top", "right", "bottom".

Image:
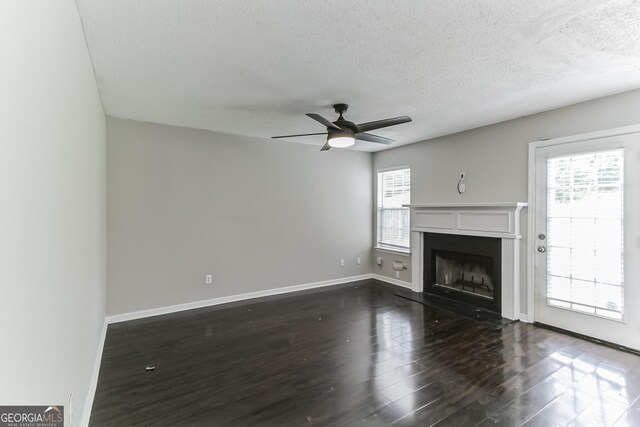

{"left": 424, "top": 233, "right": 501, "bottom": 313}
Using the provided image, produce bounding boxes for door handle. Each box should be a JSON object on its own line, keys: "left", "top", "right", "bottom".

{"left": 537, "top": 246, "right": 546, "bottom": 253}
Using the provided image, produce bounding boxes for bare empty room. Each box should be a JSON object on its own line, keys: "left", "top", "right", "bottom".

{"left": 2, "top": 1, "right": 640, "bottom": 426}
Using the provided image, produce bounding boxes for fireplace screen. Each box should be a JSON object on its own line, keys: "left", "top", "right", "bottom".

{"left": 434, "top": 251, "right": 495, "bottom": 299}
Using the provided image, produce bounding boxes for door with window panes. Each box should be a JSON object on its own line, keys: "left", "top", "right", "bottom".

{"left": 533, "top": 132, "right": 640, "bottom": 350}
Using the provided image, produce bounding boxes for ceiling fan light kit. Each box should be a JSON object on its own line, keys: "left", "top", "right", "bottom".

{"left": 328, "top": 136, "right": 355, "bottom": 148}
{"left": 272, "top": 103, "right": 412, "bottom": 151}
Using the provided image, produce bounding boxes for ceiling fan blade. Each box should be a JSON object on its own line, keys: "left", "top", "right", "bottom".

{"left": 356, "top": 116, "right": 411, "bottom": 133}
{"left": 271, "top": 132, "right": 327, "bottom": 139}
{"left": 306, "top": 113, "right": 342, "bottom": 130}
{"left": 320, "top": 142, "right": 331, "bottom": 151}
{"left": 355, "top": 133, "right": 395, "bottom": 145}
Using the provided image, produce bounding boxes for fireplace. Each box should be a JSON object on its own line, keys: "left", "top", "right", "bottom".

{"left": 407, "top": 202, "right": 532, "bottom": 320}
{"left": 424, "top": 233, "right": 502, "bottom": 313}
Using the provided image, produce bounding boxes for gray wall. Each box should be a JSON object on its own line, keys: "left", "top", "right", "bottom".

{"left": 0, "top": 2, "right": 106, "bottom": 426}
{"left": 373, "top": 89, "right": 640, "bottom": 316}
{"left": 107, "top": 118, "right": 372, "bottom": 315}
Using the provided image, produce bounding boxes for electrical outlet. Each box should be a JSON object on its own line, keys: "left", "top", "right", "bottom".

{"left": 395, "top": 271, "right": 400, "bottom": 279}
{"left": 376, "top": 257, "right": 383, "bottom": 266}
{"left": 205, "top": 274, "right": 212, "bottom": 285}
{"left": 460, "top": 172, "right": 466, "bottom": 180}
{"left": 340, "top": 259, "right": 345, "bottom": 267}
{"left": 356, "top": 257, "right": 361, "bottom": 265}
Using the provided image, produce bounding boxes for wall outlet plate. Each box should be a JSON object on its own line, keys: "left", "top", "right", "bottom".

{"left": 376, "top": 257, "right": 383, "bottom": 266}
{"left": 205, "top": 274, "right": 212, "bottom": 284}
{"left": 339, "top": 259, "right": 345, "bottom": 267}
{"left": 356, "top": 257, "right": 361, "bottom": 265}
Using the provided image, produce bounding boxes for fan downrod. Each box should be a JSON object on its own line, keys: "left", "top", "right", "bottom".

{"left": 333, "top": 103, "right": 349, "bottom": 117}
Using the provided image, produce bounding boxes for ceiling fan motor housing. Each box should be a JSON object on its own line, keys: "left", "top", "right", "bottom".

{"left": 327, "top": 126, "right": 354, "bottom": 139}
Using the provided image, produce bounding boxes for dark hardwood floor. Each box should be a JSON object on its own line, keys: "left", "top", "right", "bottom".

{"left": 90, "top": 280, "right": 640, "bottom": 426}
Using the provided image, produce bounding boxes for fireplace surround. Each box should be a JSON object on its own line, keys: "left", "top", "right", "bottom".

{"left": 405, "top": 202, "right": 527, "bottom": 320}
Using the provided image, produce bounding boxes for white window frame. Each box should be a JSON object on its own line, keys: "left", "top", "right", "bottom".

{"left": 375, "top": 166, "right": 411, "bottom": 254}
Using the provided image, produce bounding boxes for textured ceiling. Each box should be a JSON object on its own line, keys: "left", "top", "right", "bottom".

{"left": 75, "top": 0, "right": 640, "bottom": 151}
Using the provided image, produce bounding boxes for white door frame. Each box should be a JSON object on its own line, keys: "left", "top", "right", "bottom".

{"left": 526, "top": 124, "right": 640, "bottom": 323}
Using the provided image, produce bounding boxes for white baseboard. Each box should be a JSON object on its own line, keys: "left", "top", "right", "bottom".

{"left": 519, "top": 313, "right": 531, "bottom": 323}
{"left": 81, "top": 318, "right": 108, "bottom": 427}
{"left": 106, "top": 274, "right": 374, "bottom": 324}
{"left": 372, "top": 274, "right": 412, "bottom": 289}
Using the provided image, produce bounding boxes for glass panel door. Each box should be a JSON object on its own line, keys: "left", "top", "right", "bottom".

{"left": 533, "top": 132, "right": 640, "bottom": 350}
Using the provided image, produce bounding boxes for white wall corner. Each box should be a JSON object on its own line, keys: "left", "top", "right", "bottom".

{"left": 372, "top": 274, "right": 412, "bottom": 289}
{"left": 81, "top": 319, "right": 108, "bottom": 427}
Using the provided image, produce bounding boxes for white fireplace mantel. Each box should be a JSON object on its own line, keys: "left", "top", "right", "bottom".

{"left": 405, "top": 202, "right": 527, "bottom": 320}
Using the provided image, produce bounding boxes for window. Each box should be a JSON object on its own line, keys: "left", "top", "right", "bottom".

{"left": 546, "top": 149, "right": 624, "bottom": 320}
{"left": 377, "top": 167, "right": 410, "bottom": 251}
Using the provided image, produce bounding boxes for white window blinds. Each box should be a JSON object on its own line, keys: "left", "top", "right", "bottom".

{"left": 377, "top": 168, "right": 410, "bottom": 250}
{"left": 546, "top": 149, "right": 624, "bottom": 320}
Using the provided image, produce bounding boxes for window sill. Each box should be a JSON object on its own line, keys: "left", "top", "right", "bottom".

{"left": 375, "top": 246, "right": 411, "bottom": 256}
